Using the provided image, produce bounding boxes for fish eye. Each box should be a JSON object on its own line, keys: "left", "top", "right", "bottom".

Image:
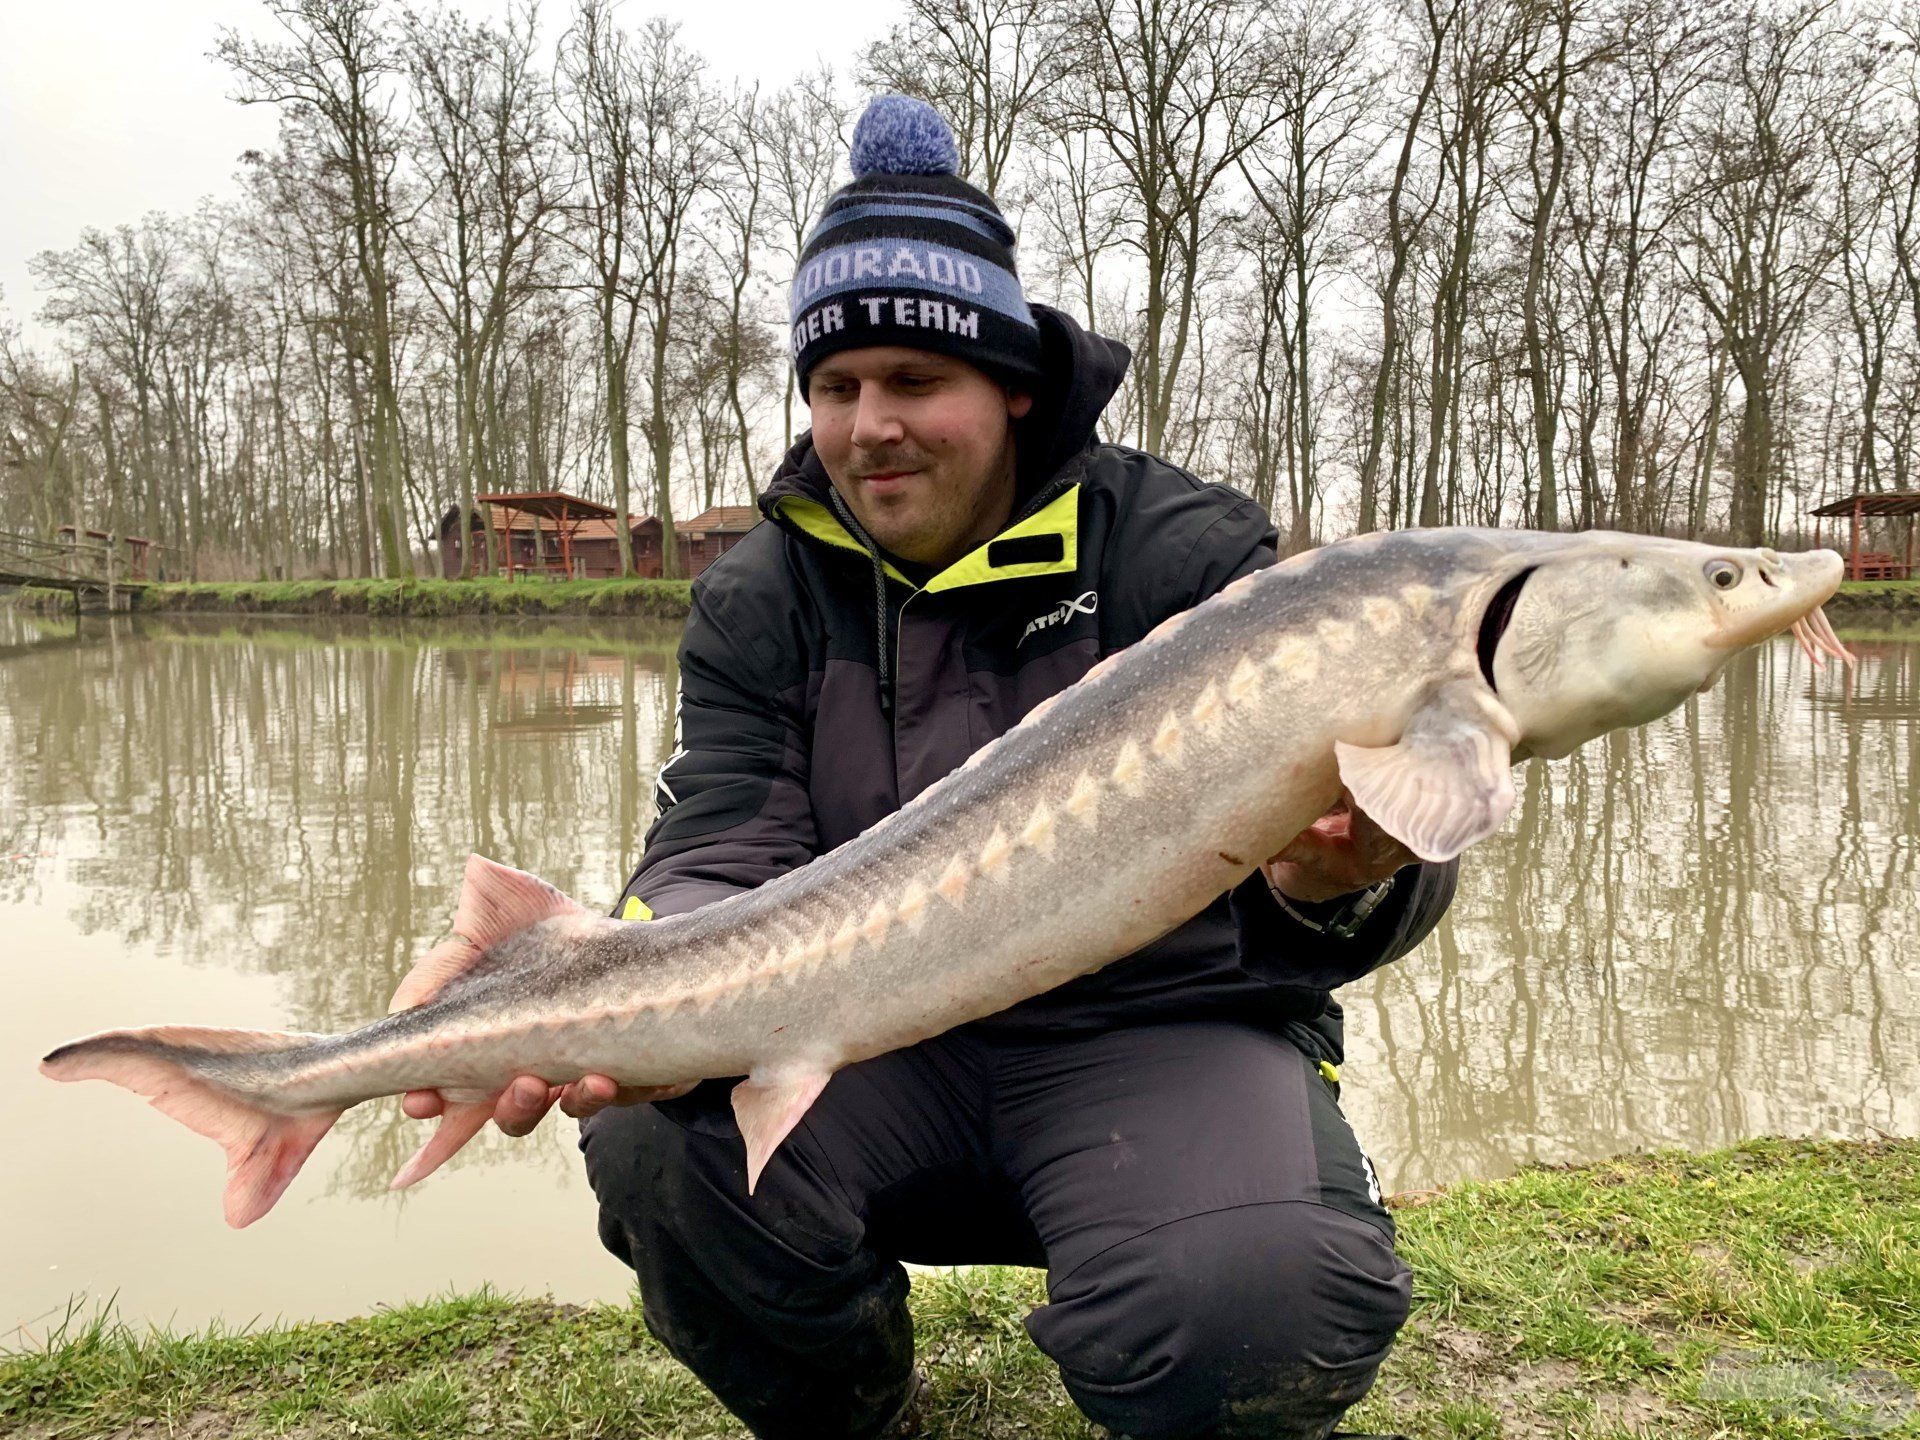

{"left": 1705, "top": 560, "right": 1742, "bottom": 590}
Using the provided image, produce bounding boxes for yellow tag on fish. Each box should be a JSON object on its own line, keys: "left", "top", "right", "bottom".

{"left": 620, "top": 895, "right": 653, "bottom": 922}
{"left": 1317, "top": 1061, "right": 1340, "bottom": 1085}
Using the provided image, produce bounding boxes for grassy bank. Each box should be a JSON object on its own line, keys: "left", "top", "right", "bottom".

{"left": 11, "top": 568, "right": 1908, "bottom": 623}
{"left": 1831, "top": 580, "right": 1920, "bottom": 619}
{"left": 6, "top": 1138, "right": 1915, "bottom": 1439}
{"left": 125, "top": 577, "right": 693, "bottom": 620}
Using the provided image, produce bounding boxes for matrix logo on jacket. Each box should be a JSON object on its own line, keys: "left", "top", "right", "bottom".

{"left": 1020, "top": 590, "right": 1098, "bottom": 646}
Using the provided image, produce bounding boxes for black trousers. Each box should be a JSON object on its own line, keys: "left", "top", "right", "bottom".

{"left": 580, "top": 1020, "right": 1411, "bottom": 1440}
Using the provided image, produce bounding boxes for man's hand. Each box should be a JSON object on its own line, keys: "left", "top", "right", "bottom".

{"left": 401, "top": 1075, "right": 696, "bottom": 1138}
{"left": 1262, "top": 790, "right": 1417, "bottom": 904}
{"left": 390, "top": 931, "right": 695, "bottom": 1138}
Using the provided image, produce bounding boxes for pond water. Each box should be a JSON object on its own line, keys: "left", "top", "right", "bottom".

{"left": 2, "top": 609, "right": 1914, "bottom": 1335}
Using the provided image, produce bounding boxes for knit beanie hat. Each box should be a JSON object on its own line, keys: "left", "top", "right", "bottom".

{"left": 789, "top": 95, "right": 1044, "bottom": 399}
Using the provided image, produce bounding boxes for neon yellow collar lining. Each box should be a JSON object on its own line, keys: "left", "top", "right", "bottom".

{"left": 772, "top": 485, "right": 1080, "bottom": 595}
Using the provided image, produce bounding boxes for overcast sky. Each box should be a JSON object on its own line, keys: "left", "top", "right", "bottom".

{"left": 1, "top": 0, "right": 899, "bottom": 346}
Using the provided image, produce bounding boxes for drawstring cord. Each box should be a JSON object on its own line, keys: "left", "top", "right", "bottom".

{"left": 826, "top": 486, "right": 895, "bottom": 718}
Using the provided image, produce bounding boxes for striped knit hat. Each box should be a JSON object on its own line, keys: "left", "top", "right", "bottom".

{"left": 789, "top": 95, "right": 1043, "bottom": 399}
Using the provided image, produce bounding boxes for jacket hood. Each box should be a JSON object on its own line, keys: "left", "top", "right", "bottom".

{"left": 760, "top": 303, "right": 1132, "bottom": 523}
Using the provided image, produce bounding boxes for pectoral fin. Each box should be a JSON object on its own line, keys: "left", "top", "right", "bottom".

{"left": 731, "top": 1070, "right": 832, "bottom": 1194}
{"left": 1335, "top": 681, "right": 1519, "bottom": 863}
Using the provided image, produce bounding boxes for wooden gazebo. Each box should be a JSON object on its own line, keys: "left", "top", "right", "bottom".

{"left": 477, "top": 491, "right": 617, "bottom": 580}
{"left": 1809, "top": 492, "right": 1919, "bottom": 581}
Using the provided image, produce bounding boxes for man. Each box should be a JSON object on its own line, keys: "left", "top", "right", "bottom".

{"left": 400, "top": 96, "right": 1455, "bottom": 1440}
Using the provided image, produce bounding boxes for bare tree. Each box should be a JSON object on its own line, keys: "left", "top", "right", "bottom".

{"left": 1236, "top": 0, "right": 1378, "bottom": 548}
{"left": 1022, "top": 121, "right": 1127, "bottom": 334}
{"left": 701, "top": 83, "right": 779, "bottom": 501}
{"left": 556, "top": 0, "right": 647, "bottom": 575}
{"left": 219, "top": 0, "right": 414, "bottom": 575}
{"left": 1563, "top": 0, "right": 1721, "bottom": 532}
{"left": 10, "top": 0, "right": 1918, "bottom": 580}
{"left": 859, "top": 0, "right": 1065, "bottom": 195}
{"left": 1507, "top": 0, "right": 1611, "bottom": 529}
{"left": 1682, "top": 0, "right": 1852, "bottom": 542}
{"left": 399, "top": 4, "right": 559, "bottom": 573}
{"left": 0, "top": 333, "right": 84, "bottom": 538}
{"left": 761, "top": 69, "right": 851, "bottom": 449}
{"left": 1049, "top": 0, "right": 1287, "bottom": 454}
{"left": 627, "top": 20, "right": 722, "bottom": 580}
{"left": 1354, "top": 0, "right": 1459, "bottom": 532}
{"left": 1417, "top": 1, "right": 1526, "bottom": 526}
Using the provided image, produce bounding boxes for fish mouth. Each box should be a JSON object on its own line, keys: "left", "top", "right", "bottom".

{"left": 1719, "top": 549, "right": 1854, "bottom": 671}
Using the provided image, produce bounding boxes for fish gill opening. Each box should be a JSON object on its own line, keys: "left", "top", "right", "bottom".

{"left": 1477, "top": 568, "right": 1537, "bottom": 691}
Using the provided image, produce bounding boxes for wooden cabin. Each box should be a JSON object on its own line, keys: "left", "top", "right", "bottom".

{"left": 677, "top": 506, "right": 760, "bottom": 578}
{"left": 437, "top": 495, "right": 759, "bottom": 580}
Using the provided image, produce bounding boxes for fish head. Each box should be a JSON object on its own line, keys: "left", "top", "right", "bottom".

{"left": 1485, "top": 535, "right": 1844, "bottom": 760}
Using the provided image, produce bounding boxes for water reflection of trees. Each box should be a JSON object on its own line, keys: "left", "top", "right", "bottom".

{"left": 3, "top": 617, "right": 680, "bottom": 1196}
{"left": 6, "top": 617, "right": 1915, "bottom": 1202}
{"left": 22, "top": 620, "right": 679, "bottom": 972}
{"left": 1349, "top": 639, "right": 1920, "bottom": 1193}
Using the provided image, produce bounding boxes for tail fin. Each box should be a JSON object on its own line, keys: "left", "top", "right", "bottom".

{"left": 41, "top": 1027, "right": 343, "bottom": 1229}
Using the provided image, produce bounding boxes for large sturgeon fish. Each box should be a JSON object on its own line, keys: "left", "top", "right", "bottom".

{"left": 43, "top": 529, "right": 1853, "bottom": 1226}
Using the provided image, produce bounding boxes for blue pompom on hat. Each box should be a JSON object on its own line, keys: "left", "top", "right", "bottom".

{"left": 787, "top": 95, "right": 1041, "bottom": 397}
{"left": 849, "top": 94, "right": 961, "bottom": 177}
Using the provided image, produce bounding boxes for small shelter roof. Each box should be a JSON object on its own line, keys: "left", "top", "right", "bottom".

{"left": 1810, "top": 492, "right": 1920, "bottom": 518}
{"left": 476, "top": 490, "right": 617, "bottom": 522}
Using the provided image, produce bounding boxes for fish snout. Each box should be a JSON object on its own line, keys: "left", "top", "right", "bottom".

{"left": 1772, "top": 547, "right": 1843, "bottom": 615}
{"left": 1748, "top": 546, "right": 1833, "bottom": 597}
{"left": 1709, "top": 546, "right": 1850, "bottom": 668}
{"left": 1707, "top": 547, "right": 1844, "bottom": 653}
{"left": 1799, "top": 548, "right": 1845, "bottom": 601}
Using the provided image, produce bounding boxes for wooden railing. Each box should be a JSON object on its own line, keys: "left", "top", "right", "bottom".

{"left": 0, "top": 529, "right": 150, "bottom": 596}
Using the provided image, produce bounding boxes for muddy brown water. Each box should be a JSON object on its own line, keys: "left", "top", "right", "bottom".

{"left": 3, "top": 610, "right": 1914, "bottom": 1333}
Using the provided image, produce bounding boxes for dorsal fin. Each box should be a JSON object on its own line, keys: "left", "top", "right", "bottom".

{"left": 391, "top": 855, "right": 586, "bottom": 1013}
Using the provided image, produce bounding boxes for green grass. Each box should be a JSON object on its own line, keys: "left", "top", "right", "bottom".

{"left": 18, "top": 571, "right": 1910, "bottom": 623}
{"left": 1837, "top": 580, "right": 1919, "bottom": 596}
{"left": 129, "top": 576, "right": 693, "bottom": 620}
{"left": 1832, "top": 580, "right": 1920, "bottom": 617}
{"left": 6, "top": 1138, "right": 1916, "bottom": 1439}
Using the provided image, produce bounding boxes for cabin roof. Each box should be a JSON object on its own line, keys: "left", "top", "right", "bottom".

{"left": 681, "top": 505, "right": 760, "bottom": 535}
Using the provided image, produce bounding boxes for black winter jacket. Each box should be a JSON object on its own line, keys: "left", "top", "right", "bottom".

{"left": 616, "top": 304, "right": 1456, "bottom": 1065}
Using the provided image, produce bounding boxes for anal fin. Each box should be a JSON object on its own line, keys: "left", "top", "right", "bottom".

{"left": 390, "top": 1097, "right": 500, "bottom": 1191}
{"left": 731, "top": 1071, "right": 831, "bottom": 1194}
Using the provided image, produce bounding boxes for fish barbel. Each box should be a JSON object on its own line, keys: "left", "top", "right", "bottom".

{"left": 42, "top": 529, "right": 1852, "bottom": 1226}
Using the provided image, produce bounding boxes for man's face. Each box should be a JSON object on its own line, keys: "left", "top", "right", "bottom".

{"left": 808, "top": 347, "right": 1034, "bottom": 569}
